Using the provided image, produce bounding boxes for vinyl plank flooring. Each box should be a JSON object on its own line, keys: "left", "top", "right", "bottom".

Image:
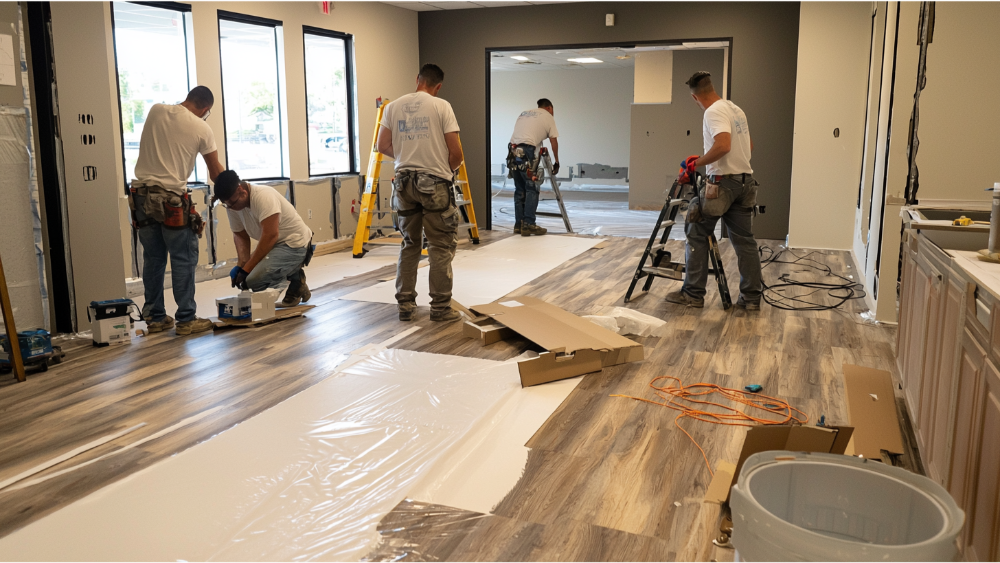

{"left": 0, "top": 232, "right": 903, "bottom": 562}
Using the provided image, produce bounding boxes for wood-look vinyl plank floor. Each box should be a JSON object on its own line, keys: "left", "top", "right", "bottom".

{"left": 0, "top": 232, "right": 907, "bottom": 562}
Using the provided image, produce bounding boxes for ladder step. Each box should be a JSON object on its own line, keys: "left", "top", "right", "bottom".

{"left": 650, "top": 243, "right": 667, "bottom": 252}
{"left": 641, "top": 265, "right": 685, "bottom": 281}
{"left": 535, "top": 211, "right": 564, "bottom": 217}
{"left": 659, "top": 220, "right": 675, "bottom": 229}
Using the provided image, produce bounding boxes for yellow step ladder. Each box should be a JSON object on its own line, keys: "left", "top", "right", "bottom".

{"left": 352, "top": 99, "right": 481, "bottom": 258}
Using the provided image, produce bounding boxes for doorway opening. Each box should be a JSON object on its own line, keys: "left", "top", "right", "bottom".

{"left": 487, "top": 40, "right": 730, "bottom": 238}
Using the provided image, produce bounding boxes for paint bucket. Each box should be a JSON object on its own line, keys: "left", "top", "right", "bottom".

{"left": 730, "top": 451, "right": 963, "bottom": 561}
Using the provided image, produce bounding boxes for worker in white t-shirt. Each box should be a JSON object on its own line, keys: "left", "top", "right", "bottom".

{"left": 507, "top": 99, "right": 559, "bottom": 236}
{"left": 131, "top": 86, "right": 225, "bottom": 336}
{"left": 213, "top": 170, "right": 314, "bottom": 307}
{"left": 665, "top": 71, "right": 763, "bottom": 311}
{"left": 376, "top": 63, "right": 464, "bottom": 323}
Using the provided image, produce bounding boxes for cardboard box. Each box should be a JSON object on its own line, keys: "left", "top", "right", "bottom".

{"left": 217, "top": 293, "right": 252, "bottom": 320}
{"left": 250, "top": 289, "right": 279, "bottom": 322}
{"left": 92, "top": 316, "right": 131, "bottom": 346}
{"left": 842, "top": 364, "right": 905, "bottom": 459}
{"left": 704, "top": 424, "right": 854, "bottom": 504}
{"left": 468, "top": 296, "right": 644, "bottom": 387}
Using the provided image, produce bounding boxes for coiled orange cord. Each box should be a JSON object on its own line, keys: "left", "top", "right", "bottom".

{"left": 611, "top": 376, "right": 809, "bottom": 476}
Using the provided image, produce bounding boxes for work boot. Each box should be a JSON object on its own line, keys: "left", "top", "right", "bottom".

{"left": 280, "top": 270, "right": 311, "bottom": 307}
{"left": 513, "top": 221, "right": 522, "bottom": 235}
{"left": 399, "top": 303, "right": 416, "bottom": 322}
{"left": 737, "top": 296, "right": 761, "bottom": 311}
{"left": 664, "top": 290, "right": 705, "bottom": 308}
{"left": 175, "top": 317, "right": 214, "bottom": 335}
{"left": 430, "top": 308, "right": 462, "bottom": 323}
{"left": 521, "top": 224, "right": 547, "bottom": 237}
{"left": 146, "top": 316, "right": 174, "bottom": 334}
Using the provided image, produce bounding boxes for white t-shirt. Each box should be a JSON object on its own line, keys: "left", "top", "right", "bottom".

{"left": 134, "top": 104, "right": 217, "bottom": 193}
{"left": 381, "top": 91, "right": 460, "bottom": 181}
{"left": 703, "top": 100, "right": 753, "bottom": 176}
{"left": 227, "top": 184, "right": 313, "bottom": 249}
{"left": 509, "top": 108, "right": 558, "bottom": 147}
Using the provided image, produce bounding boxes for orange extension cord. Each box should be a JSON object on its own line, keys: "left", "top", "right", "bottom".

{"left": 611, "top": 376, "right": 809, "bottom": 476}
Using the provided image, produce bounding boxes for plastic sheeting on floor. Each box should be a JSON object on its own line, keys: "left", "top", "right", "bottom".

{"left": 0, "top": 350, "right": 521, "bottom": 561}
{"left": 339, "top": 235, "right": 604, "bottom": 307}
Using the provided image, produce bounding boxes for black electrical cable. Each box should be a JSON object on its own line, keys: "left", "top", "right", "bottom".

{"left": 758, "top": 245, "right": 867, "bottom": 311}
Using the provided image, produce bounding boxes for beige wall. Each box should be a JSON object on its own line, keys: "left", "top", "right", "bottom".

{"left": 787, "top": 2, "right": 871, "bottom": 250}
{"left": 188, "top": 2, "right": 419, "bottom": 181}
{"left": 913, "top": 2, "right": 1000, "bottom": 202}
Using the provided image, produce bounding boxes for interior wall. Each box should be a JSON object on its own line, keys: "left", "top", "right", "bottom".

{"left": 633, "top": 50, "right": 672, "bottom": 104}
{"left": 0, "top": 1, "right": 44, "bottom": 331}
{"left": 912, "top": 2, "right": 1000, "bottom": 202}
{"left": 418, "top": 1, "right": 800, "bottom": 237}
{"left": 629, "top": 49, "right": 723, "bottom": 210}
{"left": 787, "top": 2, "right": 872, "bottom": 250}
{"left": 490, "top": 67, "right": 633, "bottom": 174}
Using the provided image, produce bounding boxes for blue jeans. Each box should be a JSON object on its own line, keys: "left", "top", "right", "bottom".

{"left": 512, "top": 144, "right": 539, "bottom": 226}
{"left": 682, "top": 174, "right": 763, "bottom": 303}
{"left": 134, "top": 191, "right": 199, "bottom": 323}
{"left": 245, "top": 243, "right": 308, "bottom": 292}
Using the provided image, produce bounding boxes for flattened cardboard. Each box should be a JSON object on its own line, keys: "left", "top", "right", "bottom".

{"left": 462, "top": 316, "right": 515, "bottom": 346}
{"left": 469, "top": 296, "right": 644, "bottom": 387}
{"left": 842, "top": 364, "right": 905, "bottom": 458}
{"left": 704, "top": 424, "right": 853, "bottom": 504}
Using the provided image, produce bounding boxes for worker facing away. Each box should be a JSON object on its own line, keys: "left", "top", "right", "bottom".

{"left": 130, "top": 86, "right": 225, "bottom": 336}
{"left": 213, "top": 170, "right": 314, "bottom": 307}
{"left": 665, "top": 71, "right": 763, "bottom": 311}
{"left": 507, "top": 98, "right": 560, "bottom": 236}
{"left": 376, "top": 63, "right": 464, "bottom": 323}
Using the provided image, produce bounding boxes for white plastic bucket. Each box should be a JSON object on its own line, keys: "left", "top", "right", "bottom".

{"left": 730, "top": 451, "right": 964, "bottom": 561}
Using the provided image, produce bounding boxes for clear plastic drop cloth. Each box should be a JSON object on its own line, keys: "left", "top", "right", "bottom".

{"left": 0, "top": 350, "right": 521, "bottom": 562}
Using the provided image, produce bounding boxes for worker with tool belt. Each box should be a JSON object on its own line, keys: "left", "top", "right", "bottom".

{"left": 506, "top": 98, "right": 560, "bottom": 237}
{"left": 213, "top": 170, "right": 314, "bottom": 306}
{"left": 129, "top": 86, "right": 225, "bottom": 335}
{"left": 665, "top": 71, "right": 763, "bottom": 311}
{"left": 376, "top": 63, "right": 464, "bottom": 323}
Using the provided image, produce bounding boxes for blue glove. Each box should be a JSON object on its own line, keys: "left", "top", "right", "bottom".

{"left": 231, "top": 266, "right": 249, "bottom": 289}
{"left": 681, "top": 155, "right": 699, "bottom": 172}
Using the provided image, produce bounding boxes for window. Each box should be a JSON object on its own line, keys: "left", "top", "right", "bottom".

{"left": 112, "top": 1, "right": 204, "bottom": 183}
{"left": 218, "top": 13, "right": 287, "bottom": 179}
{"left": 303, "top": 27, "right": 356, "bottom": 175}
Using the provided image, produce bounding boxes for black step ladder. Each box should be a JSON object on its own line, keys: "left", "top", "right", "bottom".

{"left": 624, "top": 172, "right": 732, "bottom": 310}
{"left": 533, "top": 148, "right": 573, "bottom": 233}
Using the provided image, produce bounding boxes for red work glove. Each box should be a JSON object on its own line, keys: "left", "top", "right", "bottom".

{"left": 678, "top": 166, "right": 691, "bottom": 185}
{"left": 681, "top": 155, "right": 699, "bottom": 173}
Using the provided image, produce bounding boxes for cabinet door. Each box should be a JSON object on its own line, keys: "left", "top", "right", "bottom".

{"left": 897, "top": 250, "right": 917, "bottom": 369}
{"left": 966, "top": 359, "right": 1000, "bottom": 561}
{"left": 950, "top": 328, "right": 986, "bottom": 537}
{"left": 902, "top": 258, "right": 933, "bottom": 425}
{"left": 928, "top": 277, "right": 968, "bottom": 486}
{"left": 915, "top": 262, "right": 945, "bottom": 444}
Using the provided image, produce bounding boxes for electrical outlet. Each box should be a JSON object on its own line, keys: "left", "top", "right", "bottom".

{"left": 308, "top": 209, "right": 313, "bottom": 219}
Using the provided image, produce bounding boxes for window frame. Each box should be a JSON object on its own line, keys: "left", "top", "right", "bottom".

{"left": 301, "top": 25, "right": 358, "bottom": 177}
{"left": 217, "top": 10, "right": 289, "bottom": 181}
{"left": 110, "top": 0, "right": 202, "bottom": 186}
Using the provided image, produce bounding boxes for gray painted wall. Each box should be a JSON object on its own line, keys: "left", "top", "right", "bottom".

{"left": 418, "top": 1, "right": 799, "bottom": 239}
{"left": 629, "top": 49, "right": 724, "bottom": 210}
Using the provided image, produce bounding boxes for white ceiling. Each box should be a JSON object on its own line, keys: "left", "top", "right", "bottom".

{"left": 490, "top": 43, "right": 729, "bottom": 72}
{"left": 382, "top": 1, "right": 568, "bottom": 11}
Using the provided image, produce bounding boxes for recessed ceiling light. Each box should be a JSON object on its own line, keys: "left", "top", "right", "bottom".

{"left": 511, "top": 55, "right": 530, "bottom": 61}
{"left": 567, "top": 57, "right": 603, "bottom": 64}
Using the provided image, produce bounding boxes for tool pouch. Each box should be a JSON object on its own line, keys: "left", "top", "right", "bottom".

{"left": 705, "top": 182, "right": 720, "bottom": 200}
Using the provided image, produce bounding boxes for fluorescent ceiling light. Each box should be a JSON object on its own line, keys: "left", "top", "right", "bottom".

{"left": 567, "top": 57, "right": 603, "bottom": 64}
{"left": 510, "top": 55, "right": 530, "bottom": 61}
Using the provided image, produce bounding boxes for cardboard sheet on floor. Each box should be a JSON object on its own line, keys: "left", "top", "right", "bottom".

{"left": 339, "top": 235, "right": 603, "bottom": 307}
{"left": 466, "top": 296, "right": 644, "bottom": 386}
{"left": 0, "top": 350, "right": 521, "bottom": 561}
{"left": 842, "top": 364, "right": 905, "bottom": 459}
{"left": 704, "top": 424, "right": 854, "bottom": 504}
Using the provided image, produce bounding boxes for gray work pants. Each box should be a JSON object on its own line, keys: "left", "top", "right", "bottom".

{"left": 391, "top": 171, "right": 459, "bottom": 313}
{"left": 682, "top": 174, "right": 763, "bottom": 303}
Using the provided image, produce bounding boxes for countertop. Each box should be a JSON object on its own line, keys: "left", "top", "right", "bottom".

{"left": 949, "top": 249, "right": 1000, "bottom": 302}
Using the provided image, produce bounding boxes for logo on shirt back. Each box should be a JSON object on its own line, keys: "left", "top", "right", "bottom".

{"left": 519, "top": 110, "right": 539, "bottom": 119}
{"left": 398, "top": 117, "right": 430, "bottom": 141}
